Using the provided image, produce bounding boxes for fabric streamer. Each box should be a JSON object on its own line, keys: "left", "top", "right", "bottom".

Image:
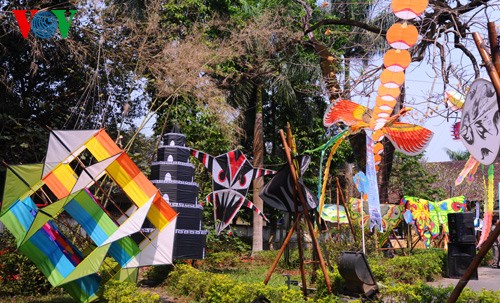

{"left": 365, "top": 133, "right": 383, "bottom": 232}
{"left": 477, "top": 164, "right": 494, "bottom": 247}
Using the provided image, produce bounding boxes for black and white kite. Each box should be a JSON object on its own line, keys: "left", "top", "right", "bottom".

{"left": 460, "top": 78, "right": 500, "bottom": 165}
{"left": 259, "top": 155, "right": 318, "bottom": 213}
{"left": 191, "top": 149, "right": 275, "bottom": 234}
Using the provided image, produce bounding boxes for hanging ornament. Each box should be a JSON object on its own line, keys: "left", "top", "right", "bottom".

{"left": 386, "top": 23, "right": 419, "bottom": 49}
{"left": 383, "top": 49, "right": 411, "bottom": 72}
{"left": 377, "top": 86, "right": 401, "bottom": 101}
{"left": 391, "top": 0, "right": 429, "bottom": 20}
{"left": 380, "top": 69, "right": 405, "bottom": 88}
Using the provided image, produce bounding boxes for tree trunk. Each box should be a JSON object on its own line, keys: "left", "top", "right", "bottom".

{"left": 252, "top": 83, "right": 265, "bottom": 254}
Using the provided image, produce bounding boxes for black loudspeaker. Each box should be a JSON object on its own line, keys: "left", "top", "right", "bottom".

{"left": 446, "top": 242, "right": 478, "bottom": 279}
{"left": 337, "top": 251, "right": 379, "bottom": 297}
{"left": 448, "top": 212, "right": 476, "bottom": 243}
{"left": 173, "top": 230, "right": 207, "bottom": 260}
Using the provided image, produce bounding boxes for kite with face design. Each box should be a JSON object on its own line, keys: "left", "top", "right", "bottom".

{"left": 191, "top": 149, "right": 275, "bottom": 234}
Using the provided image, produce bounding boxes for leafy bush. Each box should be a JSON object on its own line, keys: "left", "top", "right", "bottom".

{"left": 166, "top": 264, "right": 306, "bottom": 303}
{"left": 202, "top": 251, "right": 243, "bottom": 270}
{"left": 314, "top": 267, "right": 346, "bottom": 298}
{"left": 141, "top": 265, "right": 174, "bottom": 286}
{"left": 370, "top": 249, "right": 444, "bottom": 284}
{"left": 378, "top": 282, "right": 500, "bottom": 303}
{"left": 103, "top": 280, "right": 159, "bottom": 303}
{"left": 0, "top": 233, "right": 51, "bottom": 296}
{"left": 205, "top": 227, "right": 251, "bottom": 253}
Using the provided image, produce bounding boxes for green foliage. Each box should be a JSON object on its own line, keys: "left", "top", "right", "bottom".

{"left": 162, "top": 97, "right": 236, "bottom": 155}
{"left": 0, "top": 233, "right": 51, "bottom": 296}
{"left": 369, "top": 249, "right": 445, "bottom": 284}
{"left": 142, "top": 265, "right": 174, "bottom": 286}
{"left": 103, "top": 280, "right": 160, "bottom": 303}
{"left": 389, "top": 152, "right": 446, "bottom": 201}
{"left": 445, "top": 148, "right": 470, "bottom": 161}
{"left": 314, "top": 267, "right": 346, "bottom": 298}
{"left": 205, "top": 226, "right": 251, "bottom": 253}
{"left": 457, "top": 288, "right": 500, "bottom": 303}
{"left": 202, "top": 251, "right": 243, "bottom": 270}
{"left": 378, "top": 283, "right": 500, "bottom": 303}
{"left": 167, "top": 264, "right": 306, "bottom": 303}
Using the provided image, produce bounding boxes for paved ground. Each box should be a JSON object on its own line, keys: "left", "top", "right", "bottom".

{"left": 427, "top": 266, "right": 500, "bottom": 291}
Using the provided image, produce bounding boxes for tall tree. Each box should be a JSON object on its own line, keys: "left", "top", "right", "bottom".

{"left": 445, "top": 148, "right": 470, "bottom": 161}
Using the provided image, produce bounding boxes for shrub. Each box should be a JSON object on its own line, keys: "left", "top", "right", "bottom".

{"left": 205, "top": 227, "right": 250, "bottom": 253}
{"left": 141, "top": 265, "right": 174, "bottom": 286}
{"left": 166, "top": 264, "right": 306, "bottom": 303}
{"left": 378, "top": 282, "right": 500, "bottom": 303}
{"left": 0, "top": 233, "right": 51, "bottom": 296}
{"left": 314, "top": 267, "right": 346, "bottom": 298}
{"left": 202, "top": 251, "right": 242, "bottom": 270}
{"left": 103, "top": 280, "right": 159, "bottom": 303}
{"left": 369, "top": 249, "right": 444, "bottom": 284}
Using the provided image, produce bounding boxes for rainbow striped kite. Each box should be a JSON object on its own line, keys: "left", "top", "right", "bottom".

{"left": 0, "top": 129, "right": 177, "bottom": 302}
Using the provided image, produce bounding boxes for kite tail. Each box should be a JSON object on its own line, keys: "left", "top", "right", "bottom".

{"left": 243, "top": 199, "right": 269, "bottom": 223}
{"left": 478, "top": 164, "right": 494, "bottom": 248}
{"left": 455, "top": 156, "right": 479, "bottom": 186}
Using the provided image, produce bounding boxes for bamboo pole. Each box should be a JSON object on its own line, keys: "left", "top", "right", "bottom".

{"left": 487, "top": 22, "right": 500, "bottom": 73}
{"left": 336, "top": 183, "right": 340, "bottom": 234}
{"left": 336, "top": 177, "right": 356, "bottom": 240}
{"left": 472, "top": 32, "right": 500, "bottom": 110}
{"left": 264, "top": 214, "right": 300, "bottom": 285}
{"left": 279, "top": 129, "right": 332, "bottom": 294}
{"left": 296, "top": 217, "right": 308, "bottom": 297}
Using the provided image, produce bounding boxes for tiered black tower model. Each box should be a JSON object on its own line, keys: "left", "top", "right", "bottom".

{"left": 150, "top": 127, "right": 207, "bottom": 259}
{"left": 446, "top": 212, "right": 477, "bottom": 279}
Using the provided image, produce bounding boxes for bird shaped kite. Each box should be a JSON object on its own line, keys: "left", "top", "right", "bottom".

{"left": 190, "top": 149, "right": 275, "bottom": 234}
{"left": 323, "top": 99, "right": 434, "bottom": 156}
{"left": 323, "top": 99, "right": 433, "bottom": 231}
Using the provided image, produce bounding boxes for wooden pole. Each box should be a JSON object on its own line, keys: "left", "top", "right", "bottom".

{"left": 448, "top": 219, "right": 500, "bottom": 303}
{"left": 487, "top": 22, "right": 500, "bottom": 73}
{"left": 336, "top": 182, "right": 340, "bottom": 234}
{"left": 336, "top": 177, "right": 356, "bottom": 240}
{"left": 264, "top": 214, "right": 300, "bottom": 285}
{"left": 391, "top": 230, "right": 406, "bottom": 256}
{"left": 279, "top": 129, "right": 332, "bottom": 293}
{"left": 472, "top": 32, "right": 500, "bottom": 110}
{"left": 296, "top": 216, "right": 308, "bottom": 297}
